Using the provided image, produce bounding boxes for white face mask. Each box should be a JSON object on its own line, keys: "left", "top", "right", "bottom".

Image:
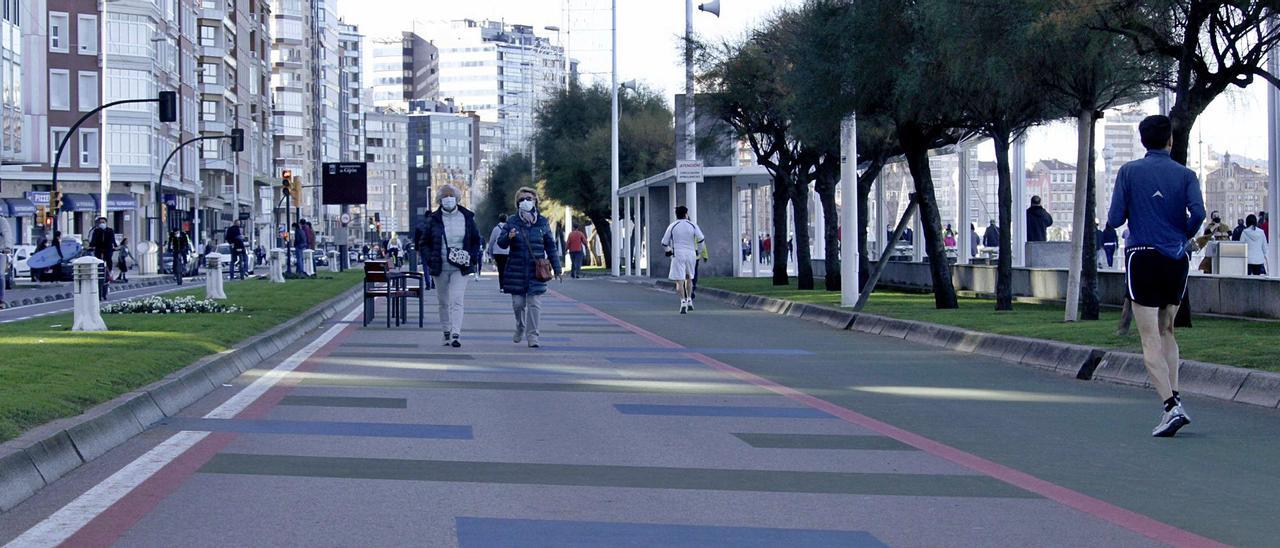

{"left": 518, "top": 199, "right": 535, "bottom": 212}
{"left": 98, "top": 222, "right": 107, "bottom": 229}
{"left": 441, "top": 196, "right": 457, "bottom": 210}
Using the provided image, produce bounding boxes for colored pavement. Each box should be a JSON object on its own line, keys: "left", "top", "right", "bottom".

{"left": 1, "top": 275, "right": 1278, "bottom": 546}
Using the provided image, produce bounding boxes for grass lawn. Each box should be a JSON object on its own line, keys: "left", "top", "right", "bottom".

{"left": 699, "top": 277, "right": 1280, "bottom": 373}
{"left": 0, "top": 271, "right": 361, "bottom": 442}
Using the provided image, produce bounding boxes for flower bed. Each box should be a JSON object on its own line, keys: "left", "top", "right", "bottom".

{"left": 102, "top": 295, "right": 243, "bottom": 315}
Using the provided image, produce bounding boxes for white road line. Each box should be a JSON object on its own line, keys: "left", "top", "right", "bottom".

{"left": 4, "top": 305, "right": 361, "bottom": 548}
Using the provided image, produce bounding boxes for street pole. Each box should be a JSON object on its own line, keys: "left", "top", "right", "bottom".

{"left": 684, "top": 0, "right": 697, "bottom": 223}
{"left": 1268, "top": 17, "right": 1280, "bottom": 277}
{"left": 840, "top": 115, "right": 859, "bottom": 307}
{"left": 609, "top": 0, "right": 620, "bottom": 277}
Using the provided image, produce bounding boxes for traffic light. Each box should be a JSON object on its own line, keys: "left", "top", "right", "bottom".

{"left": 158, "top": 91, "right": 178, "bottom": 123}
{"left": 35, "top": 205, "right": 46, "bottom": 227}
{"left": 288, "top": 176, "right": 302, "bottom": 203}
{"left": 229, "top": 128, "right": 245, "bottom": 152}
{"left": 49, "top": 190, "right": 62, "bottom": 213}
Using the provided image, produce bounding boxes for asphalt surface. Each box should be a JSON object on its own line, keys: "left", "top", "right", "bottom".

{"left": 1, "top": 275, "right": 1276, "bottom": 546}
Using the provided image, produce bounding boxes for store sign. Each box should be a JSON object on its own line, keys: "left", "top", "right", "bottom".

{"left": 26, "top": 191, "right": 50, "bottom": 206}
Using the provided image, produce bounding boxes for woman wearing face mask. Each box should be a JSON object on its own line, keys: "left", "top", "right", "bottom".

{"left": 421, "top": 183, "right": 482, "bottom": 347}
{"left": 497, "top": 186, "right": 562, "bottom": 348}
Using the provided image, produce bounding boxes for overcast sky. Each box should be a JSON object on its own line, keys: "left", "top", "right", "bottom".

{"left": 337, "top": 0, "right": 1273, "bottom": 168}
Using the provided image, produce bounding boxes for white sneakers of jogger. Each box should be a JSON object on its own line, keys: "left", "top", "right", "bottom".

{"left": 1152, "top": 404, "right": 1191, "bottom": 437}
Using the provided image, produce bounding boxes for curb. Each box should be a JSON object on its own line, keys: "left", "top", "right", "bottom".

{"left": 0, "top": 285, "right": 360, "bottom": 513}
{"left": 5, "top": 277, "right": 208, "bottom": 308}
{"left": 658, "top": 280, "right": 1280, "bottom": 410}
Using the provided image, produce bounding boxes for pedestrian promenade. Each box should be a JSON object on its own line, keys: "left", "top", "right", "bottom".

{"left": 1, "top": 275, "right": 1276, "bottom": 546}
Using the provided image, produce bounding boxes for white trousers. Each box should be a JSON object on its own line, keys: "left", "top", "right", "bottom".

{"left": 433, "top": 269, "right": 469, "bottom": 335}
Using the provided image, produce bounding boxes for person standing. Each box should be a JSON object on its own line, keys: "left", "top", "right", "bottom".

{"left": 115, "top": 238, "right": 133, "bottom": 282}
{"left": 566, "top": 225, "right": 587, "bottom": 279}
{"left": 225, "top": 220, "right": 248, "bottom": 279}
{"left": 487, "top": 214, "right": 511, "bottom": 290}
{"left": 497, "top": 187, "right": 562, "bottom": 348}
{"left": 0, "top": 212, "right": 12, "bottom": 307}
{"left": 969, "top": 223, "right": 979, "bottom": 258}
{"left": 1231, "top": 219, "right": 1245, "bottom": 241}
{"left": 88, "top": 216, "right": 116, "bottom": 299}
{"left": 1026, "top": 195, "right": 1053, "bottom": 242}
{"left": 943, "top": 224, "right": 956, "bottom": 249}
{"left": 1099, "top": 224, "right": 1118, "bottom": 268}
{"left": 982, "top": 220, "right": 1000, "bottom": 250}
{"left": 292, "top": 222, "right": 307, "bottom": 274}
{"left": 660, "top": 205, "right": 706, "bottom": 314}
{"left": 1241, "top": 214, "right": 1268, "bottom": 276}
{"left": 1106, "top": 114, "right": 1204, "bottom": 438}
{"left": 168, "top": 229, "right": 191, "bottom": 285}
{"left": 421, "top": 184, "right": 482, "bottom": 347}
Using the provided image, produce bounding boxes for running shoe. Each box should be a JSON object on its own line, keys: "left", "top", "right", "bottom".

{"left": 451, "top": 334, "right": 462, "bottom": 348}
{"left": 1152, "top": 404, "right": 1190, "bottom": 437}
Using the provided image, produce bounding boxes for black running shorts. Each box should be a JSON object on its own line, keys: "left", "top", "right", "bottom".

{"left": 1125, "top": 247, "right": 1189, "bottom": 308}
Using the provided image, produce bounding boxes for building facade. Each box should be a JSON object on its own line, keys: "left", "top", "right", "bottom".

{"left": 1204, "top": 153, "right": 1269, "bottom": 226}
{"left": 363, "top": 106, "right": 407, "bottom": 238}
{"left": 370, "top": 31, "right": 437, "bottom": 109}
{"left": 406, "top": 103, "right": 479, "bottom": 235}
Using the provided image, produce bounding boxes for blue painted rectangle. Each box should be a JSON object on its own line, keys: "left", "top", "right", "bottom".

{"left": 455, "top": 518, "right": 886, "bottom": 548}
{"left": 463, "top": 335, "right": 572, "bottom": 343}
{"left": 607, "top": 356, "right": 701, "bottom": 365}
{"left": 541, "top": 346, "right": 813, "bottom": 356}
{"left": 160, "top": 418, "right": 473, "bottom": 439}
{"left": 614, "top": 404, "right": 834, "bottom": 419}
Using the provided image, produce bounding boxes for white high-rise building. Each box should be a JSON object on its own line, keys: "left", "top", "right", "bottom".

{"left": 363, "top": 106, "right": 408, "bottom": 237}
{"left": 428, "top": 19, "right": 565, "bottom": 155}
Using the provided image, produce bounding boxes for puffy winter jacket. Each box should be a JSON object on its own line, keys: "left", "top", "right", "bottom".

{"left": 497, "top": 213, "right": 561, "bottom": 295}
{"left": 421, "top": 206, "right": 482, "bottom": 276}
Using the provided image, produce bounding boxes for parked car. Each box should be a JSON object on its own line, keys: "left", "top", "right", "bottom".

{"left": 12, "top": 244, "right": 34, "bottom": 280}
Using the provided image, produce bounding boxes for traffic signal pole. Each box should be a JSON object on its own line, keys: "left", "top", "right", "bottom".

{"left": 155, "top": 133, "right": 240, "bottom": 250}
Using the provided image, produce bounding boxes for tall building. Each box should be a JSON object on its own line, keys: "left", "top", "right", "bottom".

{"left": 338, "top": 21, "right": 363, "bottom": 163}
{"left": 198, "top": 0, "right": 275, "bottom": 243}
{"left": 1204, "top": 153, "right": 1269, "bottom": 225}
{"left": 428, "top": 19, "right": 565, "bottom": 155}
{"left": 1028, "top": 159, "right": 1076, "bottom": 239}
{"left": 363, "top": 106, "right": 408, "bottom": 237}
{"left": 406, "top": 101, "right": 479, "bottom": 232}
{"left": 370, "top": 31, "right": 437, "bottom": 109}
{"left": 0, "top": 0, "right": 20, "bottom": 166}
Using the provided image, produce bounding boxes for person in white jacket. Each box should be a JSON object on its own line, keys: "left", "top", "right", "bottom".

{"left": 1241, "top": 214, "right": 1268, "bottom": 276}
{"left": 660, "top": 206, "right": 705, "bottom": 314}
{"left": 487, "top": 214, "right": 511, "bottom": 291}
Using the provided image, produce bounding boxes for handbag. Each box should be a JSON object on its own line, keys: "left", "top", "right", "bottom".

{"left": 442, "top": 220, "right": 471, "bottom": 269}
{"left": 518, "top": 226, "right": 554, "bottom": 282}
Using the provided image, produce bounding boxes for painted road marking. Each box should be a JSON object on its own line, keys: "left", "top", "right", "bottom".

{"left": 278, "top": 395, "right": 408, "bottom": 408}
{"left": 297, "top": 376, "right": 770, "bottom": 395}
{"left": 454, "top": 518, "right": 888, "bottom": 548}
{"left": 157, "top": 418, "right": 473, "bottom": 439}
{"left": 607, "top": 356, "right": 701, "bottom": 365}
{"left": 732, "top": 433, "right": 917, "bottom": 451}
{"left": 198, "top": 453, "right": 1037, "bottom": 498}
{"left": 4, "top": 306, "right": 363, "bottom": 548}
{"left": 614, "top": 404, "right": 834, "bottom": 418}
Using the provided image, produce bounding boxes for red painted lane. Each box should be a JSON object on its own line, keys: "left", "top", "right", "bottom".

{"left": 560, "top": 293, "right": 1227, "bottom": 548}
{"left": 58, "top": 315, "right": 363, "bottom": 547}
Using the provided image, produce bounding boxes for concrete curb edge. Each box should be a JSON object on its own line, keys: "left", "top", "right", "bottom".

{"left": 657, "top": 279, "right": 1280, "bottom": 410}
{"left": 0, "top": 284, "right": 361, "bottom": 513}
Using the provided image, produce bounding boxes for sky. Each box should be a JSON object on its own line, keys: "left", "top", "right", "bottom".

{"left": 337, "top": 0, "right": 1273, "bottom": 169}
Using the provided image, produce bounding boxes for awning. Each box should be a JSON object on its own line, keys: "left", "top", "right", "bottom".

{"left": 105, "top": 193, "right": 138, "bottom": 211}
{"left": 60, "top": 193, "right": 98, "bottom": 212}
{"left": 1, "top": 198, "right": 36, "bottom": 216}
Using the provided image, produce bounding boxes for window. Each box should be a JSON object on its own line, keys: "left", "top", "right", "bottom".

{"left": 200, "top": 63, "right": 218, "bottom": 84}
{"left": 79, "top": 129, "right": 99, "bottom": 167}
{"left": 199, "top": 25, "right": 216, "bottom": 47}
{"left": 106, "top": 13, "right": 156, "bottom": 57}
{"left": 77, "top": 15, "right": 97, "bottom": 54}
{"left": 201, "top": 100, "right": 217, "bottom": 121}
{"left": 104, "top": 69, "right": 155, "bottom": 111}
{"left": 200, "top": 138, "right": 220, "bottom": 159}
{"left": 51, "top": 128, "right": 71, "bottom": 168}
{"left": 49, "top": 70, "right": 70, "bottom": 110}
{"left": 77, "top": 71, "right": 98, "bottom": 111}
{"left": 106, "top": 125, "right": 150, "bottom": 166}
{"left": 49, "top": 12, "right": 69, "bottom": 52}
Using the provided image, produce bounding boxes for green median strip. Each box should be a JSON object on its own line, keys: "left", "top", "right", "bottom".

{"left": 0, "top": 271, "right": 362, "bottom": 442}
{"left": 699, "top": 277, "right": 1280, "bottom": 373}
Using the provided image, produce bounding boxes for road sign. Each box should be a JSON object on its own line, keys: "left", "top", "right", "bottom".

{"left": 676, "top": 160, "right": 704, "bottom": 184}
{"left": 26, "top": 191, "right": 50, "bottom": 206}
{"left": 340, "top": 213, "right": 351, "bottom": 226}
{"left": 239, "top": 212, "right": 252, "bottom": 221}
{"left": 322, "top": 162, "right": 368, "bottom": 205}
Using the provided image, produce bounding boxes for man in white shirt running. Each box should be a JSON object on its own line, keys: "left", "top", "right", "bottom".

{"left": 661, "top": 206, "right": 705, "bottom": 314}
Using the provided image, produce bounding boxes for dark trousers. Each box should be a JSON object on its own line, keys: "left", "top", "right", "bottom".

{"left": 230, "top": 249, "right": 249, "bottom": 279}
{"left": 1248, "top": 263, "right": 1267, "bottom": 276}
{"left": 173, "top": 256, "right": 186, "bottom": 285}
{"left": 570, "top": 251, "right": 584, "bottom": 278}
{"left": 494, "top": 254, "right": 509, "bottom": 290}
{"left": 294, "top": 248, "right": 306, "bottom": 274}
{"left": 1103, "top": 244, "right": 1116, "bottom": 267}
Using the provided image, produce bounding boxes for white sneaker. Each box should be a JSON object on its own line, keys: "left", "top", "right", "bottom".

{"left": 686, "top": 298, "right": 695, "bottom": 311}
{"left": 679, "top": 300, "right": 688, "bottom": 314}
{"left": 1152, "top": 404, "right": 1190, "bottom": 437}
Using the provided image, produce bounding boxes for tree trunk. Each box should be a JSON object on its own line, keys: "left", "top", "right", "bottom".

{"left": 992, "top": 132, "right": 1014, "bottom": 311}
{"left": 790, "top": 182, "right": 815, "bottom": 290}
{"left": 771, "top": 176, "right": 791, "bottom": 285}
{"left": 816, "top": 166, "right": 841, "bottom": 292}
{"left": 1081, "top": 118, "right": 1101, "bottom": 320}
{"left": 902, "top": 138, "right": 958, "bottom": 309}
{"left": 588, "top": 212, "right": 613, "bottom": 271}
{"left": 1065, "top": 110, "right": 1094, "bottom": 322}
{"left": 857, "top": 160, "right": 883, "bottom": 291}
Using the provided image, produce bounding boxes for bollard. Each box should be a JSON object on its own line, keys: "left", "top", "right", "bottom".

{"left": 269, "top": 248, "right": 286, "bottom": 283}
{"left": 72, "top": 256, "right": 107, "bottom": 332}
{"left": 328, "top": 251, "right": 340, "bottom": 273}
{"left": 303, "top": 249, "right": 316, "bottom": 276}
{"left": 205, "top": 253, "right": 227, "bottom": 299}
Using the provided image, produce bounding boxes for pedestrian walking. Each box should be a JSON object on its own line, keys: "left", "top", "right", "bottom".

{"left": 88, "top": 217, "right": 116, "bottom": 299}
{"left": 225, "top": 220, "right": 248, "bottom": 279}
{"left": 487, "top": 214, "right": 511, "bottom": 290}
{"left": 1026, "top": 196, "right": 1053, "bottom": 242}
{"left": 969, "top": 223, "right": 979, "bottom": 258}
{"left": 983, "top": 220, "right": 1000, "bottom": 249}
{"left": 168, "top": 229, "right": 191, "bottom": 285}
{"left": 115, "top": 238, "right": 133, "bottom": 282}
{"left": 422, "top": 184, "right": 482, "bottom": 348}
{"left": 1241, "top": 214, "right": 1268, "bottom": 276}
{"left": 1106, "top": 114, "right": 1204, "bottom": 437}
{"left": 567, "top": 225, "right": 587, "bottom": 278}
{"left": 943, "top": 224, "right": 956, "bottom": 249}
{"left": 496, "top": 187, "right": 562, "bottom": 348}
{"left": 661, "top": 205, "right": 706, "bottom": 314}
{"left": 292, "top": 222, "right": 306, "bottom": 274}
{"left": 1099, "top": 224, "right": 1118, "bottom": 268}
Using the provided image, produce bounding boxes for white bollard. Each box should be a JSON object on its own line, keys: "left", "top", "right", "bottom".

{"left": 328, "top": 251, "right": 340, "bottom": 273}
{"left": 269, "top": 248, "right": 286, "bottom": 283}
{"left": 72, "top": 256, "right": 107, "bottom": 332}
{"left": 205, "top": 253, "right": 227, "bottom": 299}
{"left": 303, "top": 249, "right": 316, "bottom": 276}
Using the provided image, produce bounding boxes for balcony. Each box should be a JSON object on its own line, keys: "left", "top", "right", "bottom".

{"left": 200, "top": 44, "right": 229, "bottom": 60}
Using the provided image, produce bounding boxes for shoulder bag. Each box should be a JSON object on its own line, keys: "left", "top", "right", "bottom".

{"left": 519, "top": 225, "right": 554, "bottom": 282}
{"left": 442, "top": 218, "right": 471, "bottom": 269}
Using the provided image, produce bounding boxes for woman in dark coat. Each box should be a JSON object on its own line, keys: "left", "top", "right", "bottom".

{"left": 497, "top": 186, "right": 562, "bottom": 348}
{"left": 420, "top": 183, "right": 482, "bottom": 347}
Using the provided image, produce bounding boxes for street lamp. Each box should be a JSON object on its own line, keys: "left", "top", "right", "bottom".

{"left": 682, "top": 0, "right": 720, "bottom": 224}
